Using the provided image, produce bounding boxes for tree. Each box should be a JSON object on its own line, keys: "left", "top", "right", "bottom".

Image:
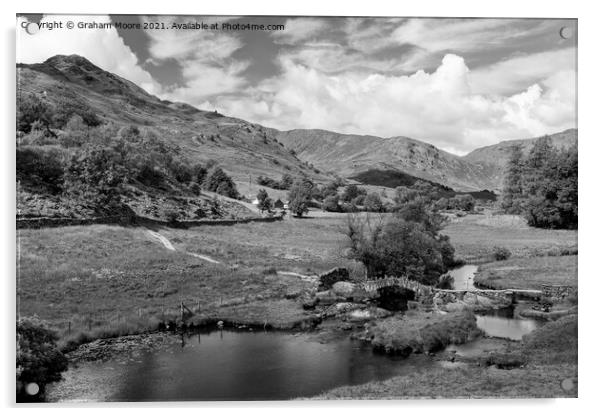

{"left": 501, "top": 145, "right": 525, "bottom": 214}
{"left": 17, "top": 318, "right": 68, "bottom": 402}
{"left": 280, "top": 173, "right": 294, "bottom": 189}
{"left": 345, "top": 214, "right": 454, "bottom": 284}
{"left": 322, "top": 194, "right": 340, "bottom": 212}
{"left": 288, "top": 178, "right": 313, "bottom": 217}
{"left": 342, "top": 184, "right": 366, "bottom": 202}
{"left": 257, "top": 188, "right": 273, "bottom": 213}
{"left": 203, "top": 166, "right": 239, "bottom": 199}
{"left": 500, "top": 136, "right": 577, "bottom": 229}
{"left": 63, "top": 145, "right": 128, "bottom": 209}
{"left": 364, "top": 192, "right": 384, "bottom": 212}
{"left": 17, "top": 93, "right": 53, "bottom": 133}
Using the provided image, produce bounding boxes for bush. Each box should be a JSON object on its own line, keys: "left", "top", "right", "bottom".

{"left": 203, "top": 166, "right": 239, "bottom": 198}
{"left": 17, "top": 318, "right": 68, "bottom": 402}
{"left": 17, "top": 93, "right": 53, "bottom": 133}
{"left": 493, "top": 246, "right": 511, "bottom": 261}
{"left": 322, "top": 195, "right": 341, "bottom": 212}
{"left": 16, "top": 146, "right": 65, "bottom": 193}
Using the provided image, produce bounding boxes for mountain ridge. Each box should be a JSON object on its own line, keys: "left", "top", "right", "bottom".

{"left": 18, "top": 54, "right": 577, "bottom": 193}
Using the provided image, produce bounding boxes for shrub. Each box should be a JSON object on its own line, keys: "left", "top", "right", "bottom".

{"left": 17, "top": 93, "right": 53, "bottom": 133}
{"left": 16, "top": 146, "right": 65, "bottom": 193}
{"left": 322, "top": 195, "right": 341, "bottom": 212}
{"left": 17, "top": 318, "right": 68, "bottom": 402}
{"left": 165, "top": 210, "right": 179, "bottom": 224}
{"left": 493, "top": 246, "right": 511, "bottom": 261}
{"left": 203, "top": 166, "right": 239, "bottom": 199}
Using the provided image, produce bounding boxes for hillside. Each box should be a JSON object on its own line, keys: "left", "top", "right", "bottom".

{"left": 462, "top": 129, "right": 578, "bottom": 188}
{"left": 17, "top": 55, "right": 327, "bottom": 188}
{"left": 17, "top": 55, "right": 332, "bottom": 220}
{"left": 272, "top": 129, "right": 497, "bottom": 191}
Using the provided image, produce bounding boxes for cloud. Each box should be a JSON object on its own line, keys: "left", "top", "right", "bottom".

{"left": 470, "top": 48, "right": 576, "bottom": 95}
{"left": 213, "top": 53, "right": 576, "bottom": 154}
{"left": 271, "top": 18, "right": 330, "bottom": 44}
{"left": 141, "top": 15, "right": 248, "bottom": 104}
{"left": 17, "top": 15, "right": 160, "bottom": 95}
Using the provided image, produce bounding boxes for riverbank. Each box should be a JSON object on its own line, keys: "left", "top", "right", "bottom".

{"left": 315, "top": 314, "right": 578, "bottom": 399}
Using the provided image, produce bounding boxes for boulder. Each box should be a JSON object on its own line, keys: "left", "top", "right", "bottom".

{"left": 315, "top": 290, "right": 340, "bottom": 305}
{"left": 332, "top": 281, "right": 356, "bottom": 297}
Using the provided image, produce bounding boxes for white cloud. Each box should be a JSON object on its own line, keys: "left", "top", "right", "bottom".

{"left": 213, "top": 53, "right": 576, "bottom": 154}
{"left": 141, "top": 15, "right": 248, "bottom": 103}
{"left": 17, "top": 15, "right": 160, "bottom": 95}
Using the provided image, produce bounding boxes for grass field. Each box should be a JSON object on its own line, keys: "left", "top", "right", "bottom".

{"left": 16, "top": 215, "right": 361, "bottom": 347}
{"left": 474, "top": 255, "right": 578, "bottom": 290}
{"left": 17, "top": 211, "right": 578, "bottom": 350}
{"left": 443, "top": 211, "right": 577, "bottom": 262}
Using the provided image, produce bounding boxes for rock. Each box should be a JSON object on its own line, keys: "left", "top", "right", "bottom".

{"left": 315, "top": 290, "right": 339, "bottom": 305}
{"left": 332, "top": 281, "right": 356, "bottom": 297}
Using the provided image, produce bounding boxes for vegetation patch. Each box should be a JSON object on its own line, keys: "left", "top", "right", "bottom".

{"left": 367, "top": 310, "right": 481, "bottom": 355}
{"left": 473, "top": 255, "right": 577, "bottom": 290}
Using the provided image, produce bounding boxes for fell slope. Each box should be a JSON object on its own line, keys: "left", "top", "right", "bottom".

{"left": 273, "top": 129, "right": 494, "bottom": 191}
{"left": 462, "top": 129, "right": 578, "bottom": 188}
{"left": 17, "top": 55, "right": 327, "bottom": 187}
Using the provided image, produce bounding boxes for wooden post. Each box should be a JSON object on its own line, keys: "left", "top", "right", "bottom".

{"left": 180, "top": 301, "right": 184, "bottom": 322}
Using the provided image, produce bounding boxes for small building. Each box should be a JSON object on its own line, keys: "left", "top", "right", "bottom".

{"left": 274, "top": 199, "right": 284, "bottom": 209}
{"left": 251, "top": 197, "right": 259, "bottom": 206}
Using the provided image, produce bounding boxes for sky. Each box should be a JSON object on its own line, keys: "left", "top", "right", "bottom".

{"left": 16, "top": 15, "right": 577, "bottom": 155}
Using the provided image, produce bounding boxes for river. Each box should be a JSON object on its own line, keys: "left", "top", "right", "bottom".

{"left": 47, "top": 266, "right": 544, "bottom": 401}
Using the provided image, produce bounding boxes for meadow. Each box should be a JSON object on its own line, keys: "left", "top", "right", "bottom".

{"left": 17, "top": 209, "right": 578, "bottom": 350}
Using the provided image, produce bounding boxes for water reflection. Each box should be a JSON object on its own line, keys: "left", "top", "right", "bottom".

{"left": 51, "top": 331, "right": 437, "bottom": 402}
{"left": 449, "top": 265, "right": 479, "bottom": 290}
{"left": 476, "top": 308, "right": 543, "bottom": 341}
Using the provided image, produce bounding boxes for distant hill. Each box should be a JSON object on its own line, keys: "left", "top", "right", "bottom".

{"left": 462, "top": 129, "right": 578, "bottom": 188}
{"left": 272, "top": 129, "right": 498, "bottom": 191}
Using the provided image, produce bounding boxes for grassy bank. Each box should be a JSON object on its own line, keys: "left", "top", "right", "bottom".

{"left": 367, "top": 310, "right": 481, "bottom": 355}
{"left": 473, "top": 255, "right": 577, "bottom": 290}
{"left": 314, "top": 363, "right": 577, "bottom": 399}
{"left": 317, "top": 314, "right": 578, "bottom": 399}
{"left": 443, "top": 212, "right": 577, "bottom": 262}
{"left": 17, "top": 218, "right": 359, "bottom": 349}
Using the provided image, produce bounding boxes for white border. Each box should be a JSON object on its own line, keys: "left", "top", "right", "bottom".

{"left": 2, "top": 1, "right": 599, "bottom": 415}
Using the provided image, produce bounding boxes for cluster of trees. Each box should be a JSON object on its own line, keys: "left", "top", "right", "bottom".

{"left": 17, "top": 93, "right": 240, "bottom": 211}
{"left": 433, "top": 194, "right": 476, "bottom": 212}
{"left": 501, "top": 136, "right": 577, "bottom": 229}
{"left": 345, "top": 188, "right": 455, "bottom": 285}
{"left": 256, "top": 174, "right": 294, "bottom": 190}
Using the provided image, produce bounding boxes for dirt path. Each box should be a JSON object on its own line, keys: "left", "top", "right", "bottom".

{"left": 146, "top": 229, "right": 222, "bottom": 264}
{"left": 146, "top": 229, "right": 318, "bottom": 277}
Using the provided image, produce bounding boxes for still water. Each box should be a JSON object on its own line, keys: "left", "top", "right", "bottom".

{"left": 48, "top": 331, "right": 437, "bottom": 402}
{"left": 476, "top": 307, "right": 544, "bottom": 341}
{"left": 449, "top": 264, "right": 479, "bottom": 290}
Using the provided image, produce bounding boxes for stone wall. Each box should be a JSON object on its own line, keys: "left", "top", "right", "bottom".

{"left": 541, "top": 284, "right": 577, "bottom": 302}
{"left": 16, "top": 213, "right": 284, "bottom": 230}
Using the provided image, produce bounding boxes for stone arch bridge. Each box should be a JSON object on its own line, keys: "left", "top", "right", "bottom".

{"left": 359, "top": 276, "right": 538, "bottom": 304}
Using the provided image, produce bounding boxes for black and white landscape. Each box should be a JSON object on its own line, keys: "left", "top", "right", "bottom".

{"left": 16, "top": 15, "right": 577, "bottom": 402}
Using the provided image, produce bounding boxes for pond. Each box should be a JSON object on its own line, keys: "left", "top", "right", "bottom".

{"left": 475, "top": 306, "right": 544, "bottom": 341}
{"left": 47, "top": 330, "right": 437, "bottom": 402}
